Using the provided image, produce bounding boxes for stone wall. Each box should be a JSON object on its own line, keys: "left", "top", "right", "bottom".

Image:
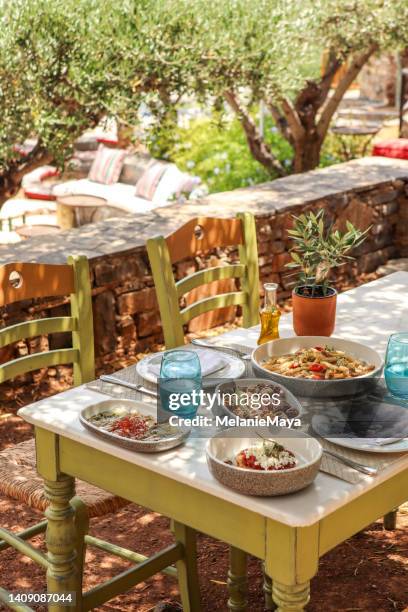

{"left": 359, "top": 54, "right": 398, "bottom": 105}
{"left": 358, "top": 51, "right": 408, "bottom": 105}
{"left": 1, "top": 157, "right": 408, "bottom": 362}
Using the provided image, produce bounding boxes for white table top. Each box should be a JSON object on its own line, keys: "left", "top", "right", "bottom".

{"left": 19, "top": 272, "right": 408, "bottom": 527}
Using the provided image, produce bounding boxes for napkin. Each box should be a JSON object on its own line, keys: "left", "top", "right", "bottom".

{"left": 319, "top": 438, "right": 404, "bottom": 484}
{"left": 149, "top": 348, "right": 226, "bottom": 378}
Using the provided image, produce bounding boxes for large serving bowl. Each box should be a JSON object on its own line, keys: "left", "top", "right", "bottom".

{"left": 251, "top": 336, "right": 383, "bottom": 398}
{"left": 206, "top": 428, "right": 322, "bottom": 496}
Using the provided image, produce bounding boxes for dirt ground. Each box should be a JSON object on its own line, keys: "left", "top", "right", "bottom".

{"left": 0, "top": 273, "right": 407, "bottom": 612}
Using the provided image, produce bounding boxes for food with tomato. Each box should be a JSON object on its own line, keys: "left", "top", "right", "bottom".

{"left": 263, "top": 345, "right": 375, "bottom": 380}
{"left": 229, "top": 440, "right": 297, "bottom": 471}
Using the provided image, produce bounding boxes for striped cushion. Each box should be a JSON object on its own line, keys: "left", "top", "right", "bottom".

{"left": 88, "top": 145, "right": 126, "bottom": 184}
{"left": 134, "top": 161, "right": 168, "bottom": 200}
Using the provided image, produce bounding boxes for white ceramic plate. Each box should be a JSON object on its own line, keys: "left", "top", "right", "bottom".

{"left": 251, "top": 336, "right": 383, "bottom": 398}
{"left": 312, "top": 413, "right": 408, "bottom": 453}
{"left": 136, "top": 350, "right": 245, "bottom": 387}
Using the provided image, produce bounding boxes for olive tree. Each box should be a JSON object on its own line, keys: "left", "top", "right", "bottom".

{"left": 2, "top": 0, "right": 406, "bottom": 204}
{"left": 0, "top": 0, "right": 104, "bottom": 203}
{"left": 183, "top": 0, "right": 408, "bottom": 175}
{"left": 0, "top": 0, "right": 190, "bottom": 205}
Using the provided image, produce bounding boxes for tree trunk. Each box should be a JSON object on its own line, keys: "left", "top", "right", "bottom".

{"left": 292, "top": 132, "right": 322, "bottom": 173}
{"left": 0, "top": 110, "right": 105, "bottom": 208}
{"left": 0, "top": 146, "right": 53, "bottom": 207}
{"left": 243, "top": 124, "right": 287, "bottom": 176}
{"left": 224, "top": 90, "right": 287, "bottom": 177}
{"left": 266, "top": 48, "right": 376, "bottom": 175}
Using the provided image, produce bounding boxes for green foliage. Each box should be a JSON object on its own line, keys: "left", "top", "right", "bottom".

{"left": 0, "top": 0, "right": 120, "bottom": 168}
{"left": 146, "top": 114, "right": 293, "bottom": 193}
{"left": 320, "top": 132, "right": 373, "bottom": 167}
{"left": 143, "top": 112, "right": 376, "bottom": 192}
{"left": 0, "top": 0, "right": 194, "bottom": 194}
{"left": 165, "top": 0, "right": 408, "bottom": 172}
{"left": 183, "top": 0, "right": 408, "bottom": 100}
{"left": 286, "top": 209, "right": 369, "bottom": 293}
{"left": 1, "top": 0, "right": 407, "bottom": 194}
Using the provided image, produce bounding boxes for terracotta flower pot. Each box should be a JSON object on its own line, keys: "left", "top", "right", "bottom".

{"left": 292, "top": 286, "right": 337, "bottom": 337}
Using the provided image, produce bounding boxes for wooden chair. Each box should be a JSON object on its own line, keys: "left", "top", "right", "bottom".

{"left": 0, "top": 257, "right": 124, "bottom": 605}
{"left": 147, "top": 212, "right": 260, "bottom": 611}
{"left": 0, "top": 257, "right": 200, "bottom": 611}
{"left": 147, "top": 212, "right": 260, "bottom": 349}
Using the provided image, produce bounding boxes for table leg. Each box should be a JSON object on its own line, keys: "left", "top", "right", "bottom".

{"left": 227, "top": 547, "right": 247, "bottom": 611}
{"left": 263, "top": 565, "right": 276, "bottom": 611}
{"left": 56, "top": 203, "right": 76, "bottom": 230}
{"left": 384, "top": 509, "right": 398, "bottom": 530}
{"left": 272, "top": 581, "right": 310, "bottom": 612}
{"left": 265, "top": 521, "right": 318, "bottom": 612}
{"left": 171, "top": 520, "right": 202, "bottom": 612}
{"left": 44, "top": 476, "right": 78, "bottom": 611}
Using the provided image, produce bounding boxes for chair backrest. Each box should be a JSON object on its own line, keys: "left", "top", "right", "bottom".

{"left": 147, "top": 212, "right": 260, "bottom": 349}
{"left": 0, "top": 255, "right": 94, "bottom": 386}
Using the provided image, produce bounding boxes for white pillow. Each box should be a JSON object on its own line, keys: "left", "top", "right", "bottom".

{"left": 152, "top": 164, "right": 194, "bottom": 204}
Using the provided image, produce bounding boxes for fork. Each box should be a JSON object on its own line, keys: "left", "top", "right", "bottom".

{"left": 191, "top": 338, "right": 252, "bottom": 360}
{"left": 322, "top": 449, "right": 378, "bottom": 476}
{"left": 256, "top": 432, "right": 378, "bottom": 476}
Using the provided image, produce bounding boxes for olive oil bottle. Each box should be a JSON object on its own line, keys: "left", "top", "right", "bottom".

{"left": 257, "top": 282, "right": 281, "bottom": 345}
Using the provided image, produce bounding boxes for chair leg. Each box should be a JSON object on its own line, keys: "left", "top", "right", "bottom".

{"left": 171, "top": 520, "right": 201, "bottom": 612}
{"left": 263, "top": 565, "right": 276, "bottom": 611}
{"left": 384, "top": 509, "right": 398, "bottom": 530}
{"left": 70, "top": 497, "right": 90, "bottom": 602}
{"left": 272, "top": 580, "right": 310, "bottom": 612}
{"left": 227, "top": 547, "right": 247, "bottom": 611}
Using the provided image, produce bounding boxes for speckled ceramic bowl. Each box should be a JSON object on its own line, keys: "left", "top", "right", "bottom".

{"left": 214, "top": 378, "right": 303, "bottom": 421}
{"left": 251, "top": 336, "right": 383, "bottom": 398}
{"left": 206, "top": 428, "right": 322, "bottom": 496}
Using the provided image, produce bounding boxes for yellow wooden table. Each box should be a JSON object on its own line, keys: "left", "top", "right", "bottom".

{"left": 19, "top": 272, "right": 408, "bottom": 611}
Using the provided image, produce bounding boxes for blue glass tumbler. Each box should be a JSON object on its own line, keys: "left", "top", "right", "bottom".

{"left": 159, "top": 350, "right": 202, "bottom": 418}
{"left": 384, "top": 332, "right": 408, "bottom": 399}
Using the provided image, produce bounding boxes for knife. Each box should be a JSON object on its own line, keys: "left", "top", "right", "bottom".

{"left": 100, "top": 375, "right": 158, "bottom": 398}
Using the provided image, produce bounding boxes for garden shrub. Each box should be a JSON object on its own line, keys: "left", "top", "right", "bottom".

{"left": 146, "top": 114, "right": 293, "bottom": 193}
{"left": 145, "top": 112, "right": 368, "bottom": 193}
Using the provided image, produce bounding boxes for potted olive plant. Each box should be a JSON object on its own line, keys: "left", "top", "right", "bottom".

{"left": 286, "top": 210, "right": 369, "bottom": 336}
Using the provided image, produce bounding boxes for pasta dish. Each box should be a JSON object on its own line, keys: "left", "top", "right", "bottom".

{"left": 263, "top": 345, "right": 375, "bottom": 380}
